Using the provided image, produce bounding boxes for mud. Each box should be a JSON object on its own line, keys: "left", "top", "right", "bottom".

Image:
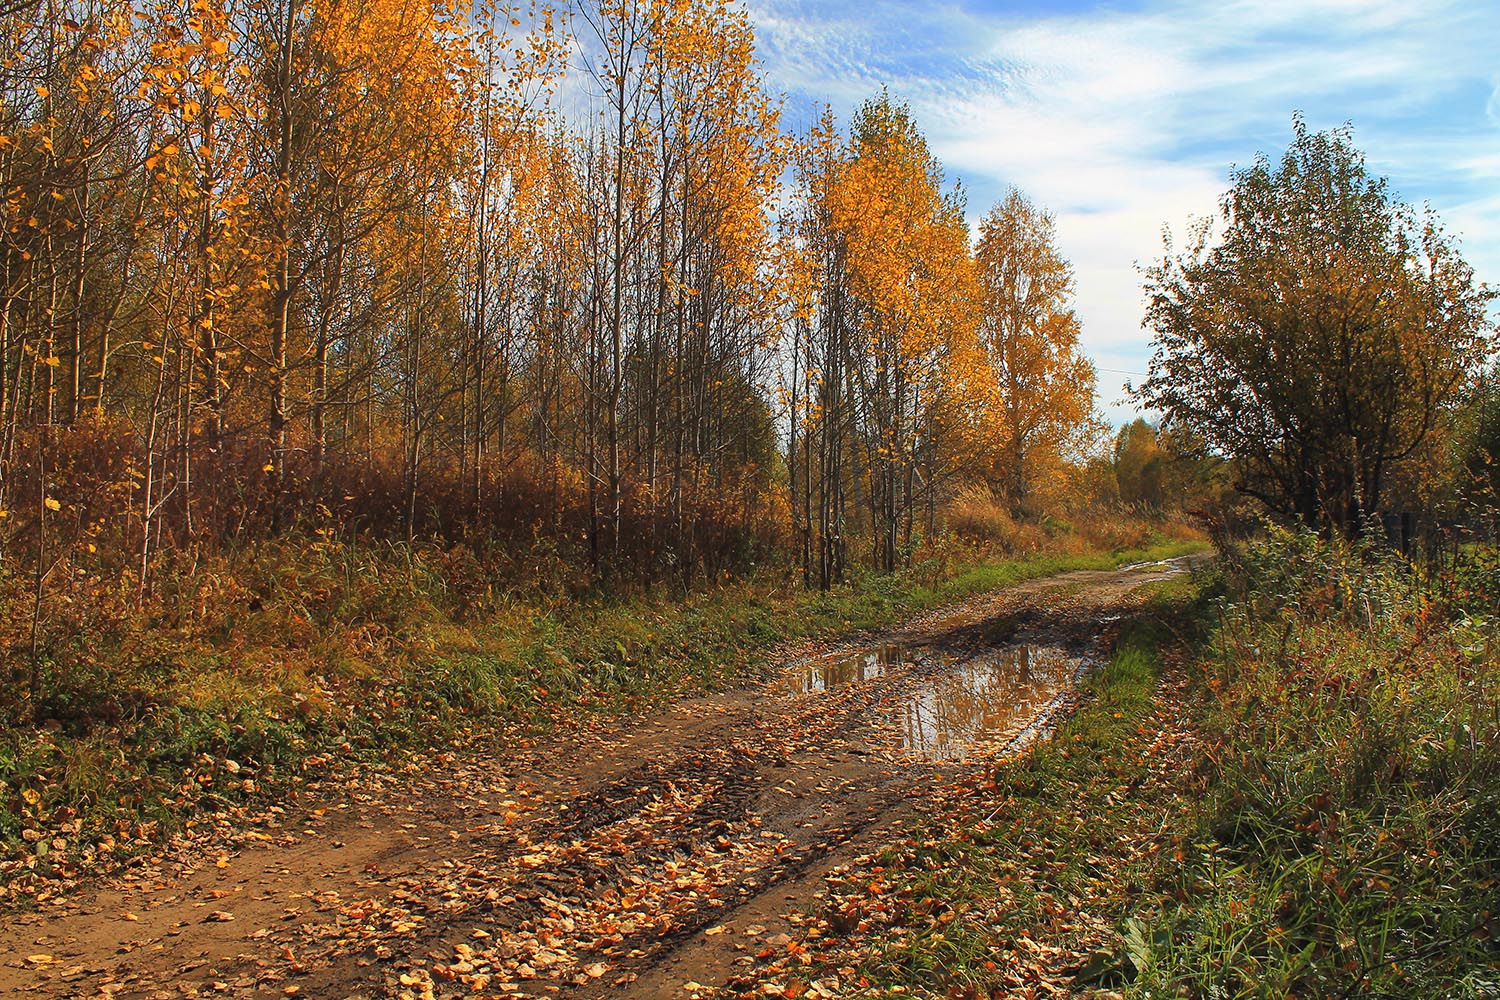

{"left": 0, "top": 553, "right": 1207, "bottom": 999}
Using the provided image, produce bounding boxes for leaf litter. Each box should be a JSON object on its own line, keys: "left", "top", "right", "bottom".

{"left": 0, "top": 559, "right": 1200, "bottom": 999}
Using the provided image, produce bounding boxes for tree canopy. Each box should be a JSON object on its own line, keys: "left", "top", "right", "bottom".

{"left": 1136, "top": 118, "right": 1496, "bottom": 537}
{"left": 0, "top": 0, "right": 1106, "bottom": 596}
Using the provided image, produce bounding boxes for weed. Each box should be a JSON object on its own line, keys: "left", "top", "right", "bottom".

{"left": 781, "top": 535, "right": 1499, "bottom": 997}
{"left": 1133, "top": 531, "right": 1500, "bottom": 997}
{"left": 0, "top": 528, "right": 1206, "bottom": 900}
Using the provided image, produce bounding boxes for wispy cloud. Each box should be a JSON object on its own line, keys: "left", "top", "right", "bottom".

{"left": 745, "top": 0, "right": 1500, "bottom": 422}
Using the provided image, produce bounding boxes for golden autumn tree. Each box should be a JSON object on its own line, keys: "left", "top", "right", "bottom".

{"left": 453, "top": 0, "right": 565, "bottom": 506}
{"left": 647, "top": 0, "right": 786, "bottom": 576}
{"left": 782, "top": 94, "right": 986, "bottom": 583}
{"left": 974, "top": 188, "right": 1096, "bottom": 514}
{"left": 565, "top": 0, "right": 787, "bottom": 576}
{"left": 782, "top": 105, "right": 851, "bottom": 587}
{"left": 1, "top": 1, "right": 149, "bottom": 456}
{"left": 509, "top": 124, "right": 592, "bottom": 487}
{"left": 239, "top": 0, "right": 475, "bottom": 490}
{"left": 828, "top": 92, "right": 981, "bottom": 572}
{"left": 132, "top": 0, "right": 259, "bottom": 550}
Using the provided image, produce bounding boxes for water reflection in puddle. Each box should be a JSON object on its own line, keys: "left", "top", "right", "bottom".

{"left": 1119, "top": 558, "right": 1173, "bottom": 573}
{"left": 900, "top": 645, "right": 1077, "bottom": 759}
{"left": 786, "top": 644, "right": 910, "bottom": 694}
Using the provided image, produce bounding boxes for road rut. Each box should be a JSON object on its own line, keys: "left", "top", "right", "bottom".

{"left": 0, "top": 555, "right": 1205, "bottom": 999}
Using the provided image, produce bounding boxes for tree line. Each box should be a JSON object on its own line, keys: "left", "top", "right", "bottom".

{"left": 0, "top": 0, "right": 1099, "bottom": 590}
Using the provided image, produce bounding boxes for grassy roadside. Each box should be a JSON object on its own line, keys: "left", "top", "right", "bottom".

{"left": 740, "top": 574, "right": 1215, "bottom": 998}
{"left": 747, "top": 532, "right": 1500, "bottom": 999}
{"left": 0, "top": 530, "right": 1205, "bottom": 902}
{"left": 1133, "top": 533, "right": 1500, "bottom": 998}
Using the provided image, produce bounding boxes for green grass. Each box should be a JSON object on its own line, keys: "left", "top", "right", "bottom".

{"left": 786, "top": 533, "right": 1500, "bottom": 999}
{"left": 1129, "top": 532, "right": 1500, "bottom": 998}
{"left": 796, "top": 574, "right": 1214, "bottom": 997}
{"left": 0, "top": 531, "right": 1206, "bottom": 901}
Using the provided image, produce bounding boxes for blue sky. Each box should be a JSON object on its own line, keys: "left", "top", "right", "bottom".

{"left": 742, "top": 0, "right": 1500, "bottom": 424}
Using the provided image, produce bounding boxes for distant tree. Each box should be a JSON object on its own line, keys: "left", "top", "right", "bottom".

{"left": 1457, "top": 366, "right": 1500, "bottom": 514}
{"left": 1113, "top": 418, "right": 1163, "bottom": 510}
{"left": 974, "top": 189, "right": 1096, "bottom": 514}
{"left": 1136, "top": 119, "right": 1496, "bottom": 538}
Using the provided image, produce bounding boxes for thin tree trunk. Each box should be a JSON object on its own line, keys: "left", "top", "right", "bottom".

{"left": 267, "top": 0, "right": 299, "bottom": 501}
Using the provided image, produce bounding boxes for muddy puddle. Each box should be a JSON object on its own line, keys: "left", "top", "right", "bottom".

{"left": 785, "top": 640, "right": 1083, "bottom": 759}
{"left": 784, "top": 644, "right": 911, "bottom": 693}
{"left": 898, "top": 645, "right": 1080, "bottom": 759}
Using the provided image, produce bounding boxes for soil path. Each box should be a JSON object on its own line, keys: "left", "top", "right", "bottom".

{"left": 0, "top": 555, "right": 1206, "bottom": 1000}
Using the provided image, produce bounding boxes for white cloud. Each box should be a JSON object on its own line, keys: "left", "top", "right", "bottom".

{"left": 745, "top": 0, "right": 1500, "bottom": 424}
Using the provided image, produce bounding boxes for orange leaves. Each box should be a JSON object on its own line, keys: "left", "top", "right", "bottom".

{"left": 821, "top": 94, "right": 980, "bottom": 385}
{"left": 970, "top": 189, "right": 1097, "bottom": 506}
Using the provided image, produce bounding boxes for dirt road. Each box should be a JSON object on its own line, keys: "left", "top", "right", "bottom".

{"left": 0, "top": 555, "right": 1204, "bottom": 999}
